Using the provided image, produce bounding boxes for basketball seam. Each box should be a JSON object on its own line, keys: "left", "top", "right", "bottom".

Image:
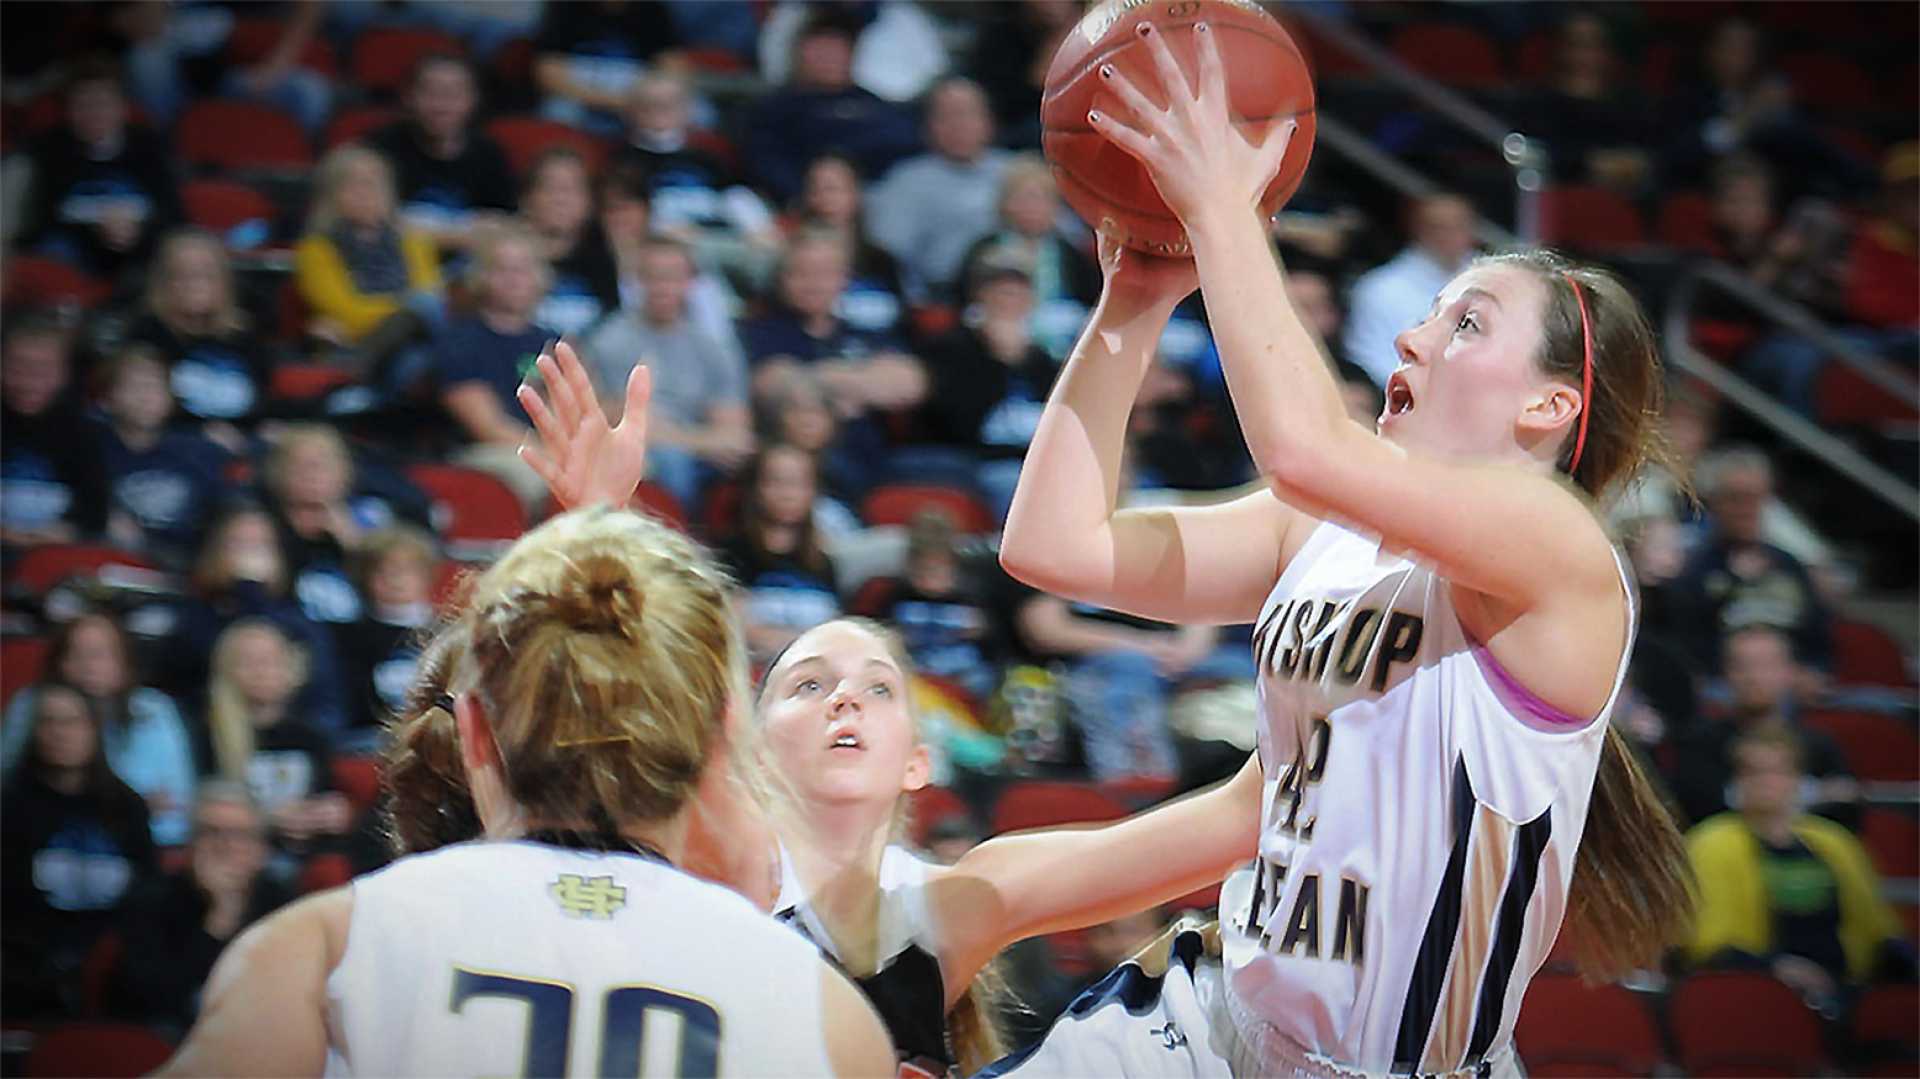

{"left": 1047, "top": 109, "right": 1316, "bottom": 221}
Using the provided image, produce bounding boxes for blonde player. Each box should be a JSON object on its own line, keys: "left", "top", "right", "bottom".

{"left": 159, "top": 508, "right": 893, "bottom": 1077}
{"left": 991, "top": 18, "right": 1696, "bottom": 1076}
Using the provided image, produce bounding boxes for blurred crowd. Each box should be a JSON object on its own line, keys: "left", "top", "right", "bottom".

{"left": 0, "top": 0, "right": 1913, "bottom": 1062}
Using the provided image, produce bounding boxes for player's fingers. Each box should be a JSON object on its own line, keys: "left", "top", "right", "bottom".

{"left": 1139, "top": 21, "right": 1195, "bottom": 104}
{"left": 1088, "top": 108, "right": 1157, "bottom": 166}
{"left": 1257, "top": 118, "right": 1300, "bottom": 181}
{"left": 536, "top": 352, "right": 581, "bottom": 428}
{"left": 620, "top": 366, "right": 652, "bottom": 448}
{"left": 518, "top": 383, "right": 562, "bottom": 447}
{"left": 517, "top": 442, "right": 562, "bottom": 493}
{"left": 557, "top": 341, "right": 599, "bottom": 426}
{"left": 1194, "top": 21, "right": 1227, "bottom": 107}
{"left": 1098, "top": 64, "right": 1163, "bottom": 128}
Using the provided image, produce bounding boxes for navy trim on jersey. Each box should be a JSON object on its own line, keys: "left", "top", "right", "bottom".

{"left": 1392, "top": 758, "right": 1475, "bottom": 1073}
{"left": 1464, "top": 808, "right": 1553, "bottom": 1062}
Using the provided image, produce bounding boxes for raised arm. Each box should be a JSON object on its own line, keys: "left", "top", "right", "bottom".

{"left": 929, "top": 753, "right": 1262, "bottom": 1003}
{"left": 999, "top": 234, "right": 1309, "bottom": 627}
{"left": 1091, "top": 21, "right": 1617, "bottom": 619}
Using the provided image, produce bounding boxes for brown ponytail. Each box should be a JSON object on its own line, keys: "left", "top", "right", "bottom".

{"left": 1563, "top": 725, "right": 1695, "bottom": 980}
{"left": 382, "top": 620, "right": 482, "bottom": 855}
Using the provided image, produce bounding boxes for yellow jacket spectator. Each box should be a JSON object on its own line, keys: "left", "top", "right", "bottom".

{"left": 294, "top": 146, "right": 443, "bottom": 343}
{"left": 1686, "top": 723, "right": 1902, "bottom": 992}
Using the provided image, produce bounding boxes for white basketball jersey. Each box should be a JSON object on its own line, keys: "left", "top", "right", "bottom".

{"left": 324, "top": 840, "right": 836, "bottom": 1077}
{"left": 1222, "top": 521, "right": 1634, "bottom": 1075}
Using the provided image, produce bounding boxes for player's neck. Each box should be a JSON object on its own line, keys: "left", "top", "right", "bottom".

{"left": 784, "top": 808, "right": 891, "bottom": 975}
{"left": 507, "top": 812, "right": 690, "bottom": 862}
{"left": 786, "top": 803, "right": 891, "bottom": 883}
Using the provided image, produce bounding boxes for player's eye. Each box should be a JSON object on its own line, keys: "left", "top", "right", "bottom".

{"left": 1454, "top": 311, "right": 1480, "bottom": 335}
{"left": 869, "top": 682, "right": 893, "bottom": 698}
{"left": 794, "top": 677, "right": 823, "bottom": 696}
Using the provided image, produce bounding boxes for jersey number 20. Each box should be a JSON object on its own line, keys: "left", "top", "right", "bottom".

{"left": 451, "top": 968, "right": 721, "bottom": 1077}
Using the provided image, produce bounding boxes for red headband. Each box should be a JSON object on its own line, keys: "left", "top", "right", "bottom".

{"left": 1563, "top": 272, "right": 1594, "bottom": 476}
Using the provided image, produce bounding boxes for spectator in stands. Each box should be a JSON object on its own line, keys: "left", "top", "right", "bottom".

{"left": 1343, "top": 193, "right": 1478, "bottom": 386}
{"left": 294, "top": 146, "right": 445, "bottom": 389}
{"left": 618, "top": 72, "right": 779, "bottom": 277}
{"left": 742, "top": 229, "right": 927, "bottom": 425}
{"left": 722, "top": 444, "right": 842, "bottom": 663}
{"left": 742, "top": 13, "right": 920, "bottom": 203}
{"left": 1686, "top": 724, "right": 1905, "bottom": 1000}
{"left": 600, "top": 164, "right": 745, "bottom": 355}
{"left": 2, "top": 314, "right": 109, "bottom": 549}
{"left": 203, "top": 619, "right": 352, "bottom": 854}
{"left": 94, "top": 345, "right": 232, "bottom": 567}
{"left": 1007, "top": 582, "right": 1213, "bottom": 783}
{"left": 792, "top": 153, "right": 906, "bottom": 336}
{"left": 112, "top": 782, "right": 292, "bottom": 1033}
{"left": 22, "top": 57, "right": 180, "bottom": 279}
{"left": 113, "top": 0, "right": 330, "bottom": 133}
{"left": 166, "top": 504, "right": 347, "bottom": 738}
{"left": 755, "top": 366, "right": 868, "bottom": 510}
{"left": 1672, "top": 445, "right": 1833, "bottom": 676}
{"left": 918, "top": 251, "right": 1057, "bottom": 522}
{"left": 867, "top": 78, "right": 1011, "bottom": 302}
{"left": 368, "top": 53, "right": 518, "bottom": 261}
{"left": 1286, "top": 263, "right": 1346, "bottom": 358}
{"left": 1707, "top": 155, "right": 1844, "bottom": 307}
{"left": 0, "top": 684, "right": 155, "bottom": 1017}
{"left": 520, "top": 148, "right": 622, "bottom": 339}
{"left": 1, "top": 612, "right": 197, "bottom": 847}
{"left": 336, "top": 525, "right": 437, "bottom": 751}
{"left": 878, "top": 510, "right": 1003, "bottom": 703}
{"left": 262, "top": 425, "right": 371, "bottom": 630}
{"left": 436, "top": 221, "right": 559, "bottom": 513}
{"left": 1671, "top": 624, "right": 1857, "bottom": 829}
{"left": 960, "top": 155, "right": 1101, "bottom": 357}
{"left": 126, "top": 229, "right": 271, "bottom": 435}
{"left": 1842, "top": 143, "right": 1920, "bottom": 332}
{"left": 1511, "top": 10, "right": 1652, "bottom": 197}
{"left": 582, "top": 235, "right": 753, "bottom": 512}
{"left": 966, "top": 0, "right": 1080, "bottom": 149}
{"left": 757, "top": 0, "right": 949, "bottom": 104}
{"left": 535, "top": 0, "right": 686, "bottom": 137}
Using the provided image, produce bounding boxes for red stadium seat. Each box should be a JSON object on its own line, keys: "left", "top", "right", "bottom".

{"left": 181, "top": 179, "right": 278, "bottom": 242}
{"left": 79, "top": 932, "right": 122, "bottom": 1018}
{"left": 1514, "top": 974, "right": 1664, "bottom": 1077}
{"left": 1689, "top": 318, "right": 1761, "bottom": 363}
{"left": 2, "top": 637, "right": 51, "bottom": 707}
{"left": 1831, "top": 619, "right": 1916, "bottom": 688}
{"left": 906, "top": 785, "right": 973, "bottom": 849}
{"left": 1389, "top": 24, "right": 1504, "bottom": 90}
{"left": 177, "top": 99, "right": 311, "bottom": 172}
{"left": 991, "top": 782, "right": 1130, "bottom": 835}
{"left": 1853, "top": 984, "right": 1920, "bottom": 1070}
{"left": 485, "top": 115, "right": 611, "bottom": 178}
{"left": 431, "top": 559, "right": 475, "bottom": 615}
{"left": 1538, "top": 186, "right": 1646, "bottom": 253}
{"left": 1668, "top": 971, "right": 1827, "bottom": 1076}
{"left": 847, "top": 575, "right": 901, "bottom": 619}
{"left": 8, "top": 545, "right": 156, "bottom": 596}
{"left": 1656, "top": 192, "right": 1719, "bottom": 255}
{"left": 22, "top": 1022, "right": 175, "bottom": 1077}
{"left": 299, "top": 853, "right": 354, "bottom": 894}
{"left": 1804, "top": 710, "right": 1920, "bottom": 782}
{"left": 351, "top": 28, "right": 463, "bottom": 95}
{"left": 700, "top": 480, "right": 742, "bottom": 539}
{"left": 1861, "top": 808, "right": 1920, "bottom": 880}
{"left": 324, "top": 105, "right": 400, "bottom": 149}
{"left": 3, "top": 256, "right": 111, "bottom": 310}
{"left": 269, "top": 363, "right": 357, "bottom": 403}
{"left": 1101, "top": 775, "right": 1178, "bottom": 808}
{"left": 629, "top": 481, "right": 687, "bottom": 531}
{"left": 1515, "top": 32, "right": 1555, "bottom": 84}
{"left": 407, "top": 464, "right": 528, "bottom": 558}
{"left": 1815, "top": 362, "right": 1920, "bottom": 428}
{"left": 1781, "top": 52, "right": 1879, "bottom": 111}
{"left": 332, "top": 756, "right": 382, "bottom": 815}
{"left": 226, "top": 16, "right": 337, "bottom": 76}
{"left": 1283, "top": 15, "right": 1369, "bottom": 79}
{"left": 860, "top": 484, "right": 994, "bottom": 533}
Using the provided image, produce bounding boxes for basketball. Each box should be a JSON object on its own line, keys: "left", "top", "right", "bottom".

{"left": 1041, "top": 0, "right": 1317, "bottom": 256}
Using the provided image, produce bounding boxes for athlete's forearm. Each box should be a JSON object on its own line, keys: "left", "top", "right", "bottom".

{"left": 1186, "top": 207, "right": 1355, "bottom": 492}
{"left": 1000, "top": 296, "right": 1175, "bottom": 598}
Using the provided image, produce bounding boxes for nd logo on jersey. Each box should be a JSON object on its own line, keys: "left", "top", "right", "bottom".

{"left": 550, "top": 873, "right": 627, "bottom": 918}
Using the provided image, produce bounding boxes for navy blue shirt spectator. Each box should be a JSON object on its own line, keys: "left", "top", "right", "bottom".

{"left": 24, "top": 61, "right": 180, "bottom": 278}
{"left": 535, "top": 0, "right": 682, "bottom": 136}
{"left": 367, "top": 54, "right": 518, "bottom": 258}
{"left": 522, "top": 150, "right": 622, "bottom": 338}
{"left": 2, "top": 317, "right": 109, "bottom": 549}
{"left": 436, "top": 319, "right": 554, "bottom": 435}
{"left": 742, "top": 16, "right": 919, "bottom": 203}
{"left": 95, "top": 346, "right": 231, "bottom": 566}
{"left": 723, "top": 445, "right": 842, "bottom": 665}
{"left": 125, "top": 230, "right": 273, "bottom": 428}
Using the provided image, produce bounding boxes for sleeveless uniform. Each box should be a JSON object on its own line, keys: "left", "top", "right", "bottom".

{"left": 776, "top": 844, "right": 953, "bottom": 1075}
{"left": 325, "top": 839, "right": 836, "bottom": 1077}
{"left": 1221, "top": 520, "right": 1635, "bottom": 1077}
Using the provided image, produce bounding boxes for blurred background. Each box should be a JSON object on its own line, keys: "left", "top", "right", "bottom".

{"left": 0, "top": 1, "right": 1914, "bottom": 1075}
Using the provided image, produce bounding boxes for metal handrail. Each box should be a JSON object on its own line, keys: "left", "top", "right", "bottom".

{"left": 1665, "top": 272, "right": 1920, "bottom": 523}
{"left": 1288, "top": 7, "right": 1549, "bottom": 240}
{"left": 1692, "top": 262, "right": 1920, "bottom": 406}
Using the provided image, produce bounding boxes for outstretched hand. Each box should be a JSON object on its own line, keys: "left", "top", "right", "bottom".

{"left": 1096, "top": 226, "right": 1199, "bottom": 317}
{"left": 1088, "top": 19, "right": 1298, "bottom": 230}
{"left": 516, "top": 342, "right": 653, "bottom": 512}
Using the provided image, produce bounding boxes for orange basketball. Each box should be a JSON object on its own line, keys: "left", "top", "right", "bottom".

{"left": 1041, "top": 0, "right": 1317, "bottom": 256}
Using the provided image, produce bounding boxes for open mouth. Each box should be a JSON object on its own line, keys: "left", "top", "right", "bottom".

{"left": 1385, "top": 371, "right": 1416, "bottom": 418}
{"left": 826, "top": 724, "right": 864, "bottom": 752}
